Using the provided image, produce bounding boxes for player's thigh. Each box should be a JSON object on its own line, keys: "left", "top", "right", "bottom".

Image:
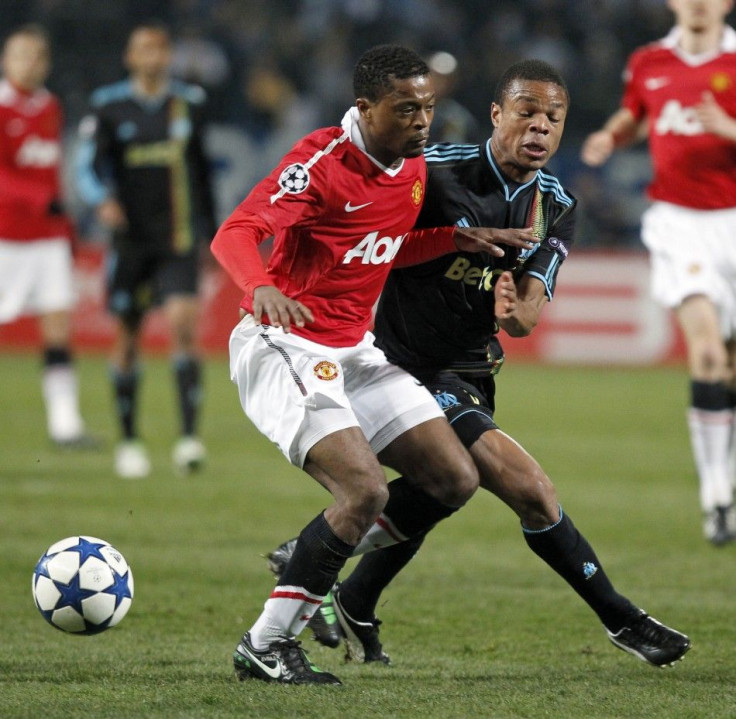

{"left": 0, "top": 239, "right": 73, "bottom": 322}
{"left": 229, "top": 318, "right": 363, "bottom": 467}
{"left": 106, "top": 247, "right": 154, "bottom": 320}
{"left": 471, "top": 428, "right": 558, "bottom": 520}
{"left": 378, "top": 417, "right": 478, "bottom": 504}
{"left": 344, "top": 338, "right": 445, "bottom": 456}
{"left": 304, "top": 427, "right": 388, "bottom": 509}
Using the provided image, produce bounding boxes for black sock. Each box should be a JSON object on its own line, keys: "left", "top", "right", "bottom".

{"left": 382, "top": 476, "right": 459, "bottom": 538}
{"left": 523, "top": 509, "right": 635, "bottom": 631}
{"left": 43, "top": 346, "right": 72, "bottom": 368}
{"left": 173, "top": 354, "right": 201, "bottom": 436}
{"left": 339, "top": 528, "right": 429, "bottom": 621}
{"left": 279, "top": 512, "right": 355, "bottom": 597}
{"left": 691, "top": 379, "right": 730, "bottom": 411}
{"left": 111, "top": 367, "right": 139, "bottom": 440}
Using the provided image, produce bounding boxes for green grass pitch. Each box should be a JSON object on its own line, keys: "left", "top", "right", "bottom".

{"left": 1, "top": 351, "right": 735, "bottom": 718}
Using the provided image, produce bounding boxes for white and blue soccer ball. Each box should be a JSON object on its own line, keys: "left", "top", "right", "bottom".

{"left": 32, "top": 536, "right": 134, "bottom": 635}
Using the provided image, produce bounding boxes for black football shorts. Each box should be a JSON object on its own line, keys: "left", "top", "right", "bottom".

{"left": 106, "top": 246, "right": 198, "bottom": 320}
{"left": 414, "top": 370, "right": 498, "bottom": 448}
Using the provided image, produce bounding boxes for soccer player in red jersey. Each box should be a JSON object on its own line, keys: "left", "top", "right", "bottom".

{"left": 212, "top": 44, "right": 535, "bottom": 685}
{"left": 582, "top": 0, "right": 736, "bottom": 545}
{"left": 0, "top": 25, "right": 91, "bottom": 447}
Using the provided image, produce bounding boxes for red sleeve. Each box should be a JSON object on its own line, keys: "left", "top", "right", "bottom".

{"left": 211, "top": 210, "right": 274, "bottom": 297}
{"left": 621, "top": 49, "right": 646, "bottom": 122}
{"left": 212, "top": 129, "right": 335, "bottom": 297}
{"left": 394, "top": 226, "right": 456, "bottom": 267}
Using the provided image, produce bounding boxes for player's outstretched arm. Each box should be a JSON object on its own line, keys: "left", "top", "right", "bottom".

{"left": 581, "top": 108, "right": 639, "bottom": 167}
{"left": 453, "top": 226, "right": 538, "bottom": 256}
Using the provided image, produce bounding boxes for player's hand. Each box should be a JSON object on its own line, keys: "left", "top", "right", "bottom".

{"left": 252, "top": 285, "right": 314, "bottom": 333}
{"left": 580, "top": 130, "right": 615, "bottom": 167}
{"left": 453, "top": 226, "right": 537, "bottom": 257}
{"left": 96, "top": 198, "right": 128, "bottom": 230}
{"left": 696, "top": 91, "right": 736, "bottom": 140}
{"left": 494, "top": 270, "right": 518, "bottom": 320}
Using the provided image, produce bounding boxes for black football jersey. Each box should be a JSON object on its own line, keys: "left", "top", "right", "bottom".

{"left": 375, "top": 140, "right": 576, "bottom": 375}
{"left": 76, "top": 79, "right": 216, "bottom": 254}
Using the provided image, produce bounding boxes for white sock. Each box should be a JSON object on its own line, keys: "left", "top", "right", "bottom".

{"left": 248, "top": 584, "right": 326, "bottom": 650}
{"left": 42, "top": 365, "right": 84, "bottom": 441}
{"left": 687, "top": 408, "right": 734, "bottom": 511}
{"left": 352, "top": 512, "right": 409, "bottom": 555}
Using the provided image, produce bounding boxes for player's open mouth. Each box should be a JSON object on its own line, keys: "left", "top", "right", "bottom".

{"left": 522, "top": 142, "right": 547, "bottom": 159}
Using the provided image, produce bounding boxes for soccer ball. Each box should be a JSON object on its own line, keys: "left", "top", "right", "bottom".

{"left": 32, "top": 536, "right": 134, "bottom": 635}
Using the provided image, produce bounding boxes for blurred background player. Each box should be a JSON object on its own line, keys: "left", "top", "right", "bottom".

{"left": 0, "top": 24, "right": 92, "bottom": 448}
{"left": 75, "top": 22, "right": 216, "bottom": 479}
{"left": 426, "top": 50, "right": 481, "bottom": 143}
{"left": 581, "top": 0, "right": 736, "bottom": 545}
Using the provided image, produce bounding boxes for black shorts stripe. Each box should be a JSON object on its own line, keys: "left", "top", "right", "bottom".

{"left": 259, "top": 330, "right": 309, "bottom": 396}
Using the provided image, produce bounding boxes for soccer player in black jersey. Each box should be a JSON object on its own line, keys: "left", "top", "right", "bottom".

{"left": 271, "top": 59, "right": 691, "bottom": 668}
{"left": 75, "top": 23, "right": 216, "bottom": 479}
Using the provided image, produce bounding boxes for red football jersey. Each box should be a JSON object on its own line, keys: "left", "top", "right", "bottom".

{"left": 0, "top": 79, "right": 70, "bottom": 241}
{"left": 214, "top": 110, "right": 455, "bottom": 347}
{"left": 622, "top": 27, "right": 736, "bottom": 209}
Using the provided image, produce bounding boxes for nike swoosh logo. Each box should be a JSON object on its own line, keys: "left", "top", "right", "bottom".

{"left": 242, "top": 649, "right": 282, "bottom": 679}
{"left": 644, "top": 77, "right": 670, "bottom": 90}
{"left": 344, "top": 201, "right": 373, "bottom": 213}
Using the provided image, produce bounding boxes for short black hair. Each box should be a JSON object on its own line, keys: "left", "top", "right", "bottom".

{"left": 353, "top": 44, "right": 429, "bottom": 102}
{"left": 494, "top": 59, "right": 569, "bottom": 106}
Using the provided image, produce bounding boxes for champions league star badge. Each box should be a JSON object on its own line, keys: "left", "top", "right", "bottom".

{"left": 278, "top": 163, "right": 310, "bottom": 194}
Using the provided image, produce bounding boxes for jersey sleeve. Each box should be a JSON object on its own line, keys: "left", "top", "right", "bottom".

{"left": 211, "top": 132, "right": 332, "bottom": 297}
{"left": 74, "top": 101, "right": 114, "bottom": 206}
{"left": 620, "top": 49, "right": 647, "bottom": 122}
{"left": 520, "top": 206, "right": 575, "bottom": 299}
{"left": 187, "top": 91, "right": 218, "bottom": 242}
{"left": 394, "top": 226, "right": 456, "bottom": 267}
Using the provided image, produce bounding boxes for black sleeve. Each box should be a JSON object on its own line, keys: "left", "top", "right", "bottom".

{"left": 519, "top": 204, "right": 576, "bottom": 298}
{"left": 189, "top": 98, "right": 217, "bottom": 241}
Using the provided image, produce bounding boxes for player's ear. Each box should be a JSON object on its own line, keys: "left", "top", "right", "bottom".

{"left": 356, "top": 97, "right": 372, "bottom": 120}
{"left": 490, "top": 102, "right": 502, "bottom": 128}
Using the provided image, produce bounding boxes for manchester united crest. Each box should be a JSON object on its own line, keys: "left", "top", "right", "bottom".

{"left": 411, "top": 178, "right": 424, "bottom": 207}
{"left": 313, "top": 360, "right": 339, "bottom": 381}
{"left": 710, "top": 72, "right": 732, "bottom": 93}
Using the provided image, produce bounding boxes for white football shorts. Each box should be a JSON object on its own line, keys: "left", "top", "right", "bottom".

{"left": 0, "top": 238, "right": 75, "bottom": 323}
{"left": 229, "top": 315, "right": 444, "bottom": 467}
{"left": 641, "top": 202, "right": 736, "bottom": 338}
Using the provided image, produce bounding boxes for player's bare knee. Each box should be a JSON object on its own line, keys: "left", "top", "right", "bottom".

{"left": 343, "top": 476, "right": 389, "bottom": 524}
{"left": 431, "top": 455, "right": 479, "bottom": 507}
{"left": 517, "top": 469, "right": 559, "bottom": 526}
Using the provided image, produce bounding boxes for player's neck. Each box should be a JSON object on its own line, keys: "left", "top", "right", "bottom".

{"left": 677, "top": 23, "right": 724, "bottom": 55}
{"left": 132, "top": 75, "right": 168, "bottom": 98}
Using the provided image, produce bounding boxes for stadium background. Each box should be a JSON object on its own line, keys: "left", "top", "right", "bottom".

{"left": 3, "top": 0, "right": 732, "bottom": 363}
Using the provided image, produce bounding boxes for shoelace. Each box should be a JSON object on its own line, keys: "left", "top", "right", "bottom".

{"left": 630, "top": 614, "right": 674, "bottom": 646}
{"left": 277, "top": 639, "right": 313, "bottom": 675}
